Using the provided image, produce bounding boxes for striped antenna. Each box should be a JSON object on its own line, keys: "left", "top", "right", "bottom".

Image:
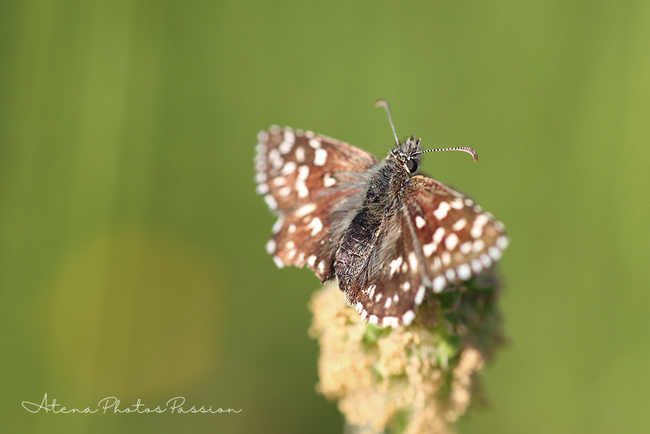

{"left": 415, "top": 146, "right": 478, "bottom": 162}
{"left": 374, "top": 99, "right": 399, "bottom": 147}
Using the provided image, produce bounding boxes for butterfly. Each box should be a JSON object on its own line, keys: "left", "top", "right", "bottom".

{"left": 255, "top": 100, "right": 508, "bottom": 327}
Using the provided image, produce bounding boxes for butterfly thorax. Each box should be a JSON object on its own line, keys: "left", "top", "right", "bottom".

{"left": 365, "top": 137, "right": 422, "bottom": 206}
{"left": 334, "top": 137, "right": 421, "bottom": 297}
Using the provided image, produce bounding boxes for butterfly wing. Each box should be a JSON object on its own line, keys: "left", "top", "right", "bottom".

{"left": 349, "top": 175, "right": 508, "bottom": 327}
{"left": 255, "top": 127, "right": 379, "bottom": 280}
{"left": 344, "top": 207, "right": 430, "bottom": 327}
{"left": 404, "top": 175, "right": 508, "bottom": 291}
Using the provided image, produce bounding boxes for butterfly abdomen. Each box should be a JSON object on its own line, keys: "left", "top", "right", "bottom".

{"left": 334, "top": 207, "right": 382, "bottom": 295}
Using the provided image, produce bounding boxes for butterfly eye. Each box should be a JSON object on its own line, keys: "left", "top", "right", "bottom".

{"left": 407, "top": 159, "right": 418, "bottom": 174}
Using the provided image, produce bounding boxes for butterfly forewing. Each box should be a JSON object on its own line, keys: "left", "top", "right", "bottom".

{"left": 256, "top": 126, "right": 378, "bottom": 280}
{"left": 255, "top": 127, "right": 378, "bottom": 213}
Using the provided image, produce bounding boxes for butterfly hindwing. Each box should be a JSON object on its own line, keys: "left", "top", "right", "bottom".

{"left": 405, "top": 176, "right": 508, "bottom": 292}
{"left": 268, "top": 186, "right": 365, "bottom": 281}
{"left": 347, "top": 208, "right": 428, "bottom": 327}
{"left": 347, "top": 176, "right": 509, "bottom": 327}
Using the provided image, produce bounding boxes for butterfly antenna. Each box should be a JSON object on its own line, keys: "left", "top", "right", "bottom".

{"left": 415, "top": 146, "right": 478, "bottom": 162}
{"left": 375, "top": 99, "right": 400, "bottom": 147}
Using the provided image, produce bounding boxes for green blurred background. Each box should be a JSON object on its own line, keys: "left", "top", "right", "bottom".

{"left": 2, "top": 1, "right": 649, "bottom": 433}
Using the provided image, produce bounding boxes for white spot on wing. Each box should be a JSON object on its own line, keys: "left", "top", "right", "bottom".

{"left": 256, "top": 183, "right": 269, "bottom": 195}
{"left": 272, "top": 216, "right": 284, "bottom": 234}
{"left": 445, "top": 233, "right": 459, "bottom": 251}
{"left": 415, "top": 216, "right": 426, "bottom": 228}
{"left": 452, "top": 218, "right": 467, "bottom": 231}
{"left": 432, "top": 275, "right": 446, "bottom": 293}
{"left": 433, "top": 227, "right": 446, "bottom": 244}
{"left": 278, "top": 135, "right": 294, "bottom": 154}
{"left": 295, "top": 203, "right": 316, "bottom": 217}
{"left": 382, "top": 316, "right": 399, "bottom": 328}
{"left": 472, "top": 239, "right": 485, "bottom": 253}
{"left": 280, "top": 161, "right": 297, "bottom": 175}
{"left": 408, "top": 252, "right": 418, "bottom": 272}
{"left": 297, "top": 165, "right": 310, "bottom": 180}
{"left": 295, "top": 146, "right": 305, "bottom": 162}
{"left": 471, "top": 214, "right": 489, "bottom": 239}
{"left": 488, "top": 246, "right": 502, "bottom": 261}
{"left": 272, "top": 156, "right": 284, "bottom": 170}
{"left": 273, "top": 256, "right": 284, "bottom": 268}
{"left": 268, "top": 148, "right": 281, "bottom": 164}
{"left": 296, "top": 179, "right": 309, "bottom": 198}
{"left": 445, "top": 269, "right": 456, "bottom": 281}
{"left": 272, "top": 176, "right": 287, "bottom": 186}
{"left": 264, "top": 195, "right": 277, "bottom": 210}
{"left": 307, "top": 217, "right": 323, "bottom": 235}
{"left": 460, "top": 241, "right": 472, "bottom": 255}
{"left": 481, "top": 254, "right": 492, "bottom": 268}
{"left": 415, "top": 285, "right": 426, "bottom": 305}
{"left": 323, "top": 173, "right": 336, "bottom": 187}
{"left": 433, "top": 201, "right": 451, "bottom": 220}
{"left": 457, "top": 263, "right": 471, "bottom": 280}
{"left": 423, "top": 242, "right": 436, "bottom": 257}
{"left": 257, "top": 130, "right": 269, "bottom": 143}
{"left": 402, "top": 310, "right": 415, "bottom": 326}
{"left": 314, "top": 148, "right": 328, "bottom": 166}
{"left": 432, "top": 256, "right": 442, "bottom": 271}
{"left": 255, "top": 172, "right": 267, "bottom": 183}
{"left": 265, "top": 239, "right": 276, "bottom": 254}
{"left": 389, "top": 257, "right": 403, "bottom": 276}
{"left": 450, "top": 199, "right": 464, "bottom": 209}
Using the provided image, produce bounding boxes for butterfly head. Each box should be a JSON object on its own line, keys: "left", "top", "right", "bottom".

{"left": 391, "top": 136, "right": 423, "bottom": 174}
